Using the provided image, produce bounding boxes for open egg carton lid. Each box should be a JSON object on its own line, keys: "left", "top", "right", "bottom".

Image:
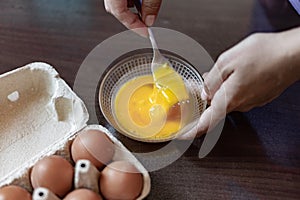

{"left": 0, "top": 62, "right": 151, "bottom": 199}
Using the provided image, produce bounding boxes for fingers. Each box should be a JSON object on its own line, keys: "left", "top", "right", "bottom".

{"left": 202, "top": 53, "right": 234, "bottom": 101}
{"left": 177, "top": 107, "right": 212, "bottom": 140}
{"left": 202, "top": 72, "right": 208, "bottom": 79}
{"left": 104, "top": 0, "right": 162, "bottom": 36}
{"left": 201, "top": 82, "right": 228, "bottom": 131}
{"left": 179, "top": 81, "right": 228, "bottom": 140}
{"left": 118, "top": 10, "right": 147, "bottom": 31}
{"left": 127, "top": 0, "right": 134, "bottom": 7}
{"left": 116, "top": 10, "right": 148, "bottom": 37}
{"left": 141, "top": 0, "right": 162, "bottom": 26}
{"left": 115, "top": 9, "right": 146, "bottom": 32}
{"left": 104, "top": 0, "right": 148, "bottom": 37}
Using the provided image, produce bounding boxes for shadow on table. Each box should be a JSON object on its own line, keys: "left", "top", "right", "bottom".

{"left": 188, "top": 100, "right": 299, "bottom": 169}
{"left": 186, "top": 112, "right": 266, "bottom": 159}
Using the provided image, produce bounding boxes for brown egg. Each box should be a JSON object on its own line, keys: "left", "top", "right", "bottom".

{"left": 0, "top": 185, "right": 31, "bottom": 200}
{"left": 30, "top": 155, "right": 74, "bottom": 198}
{"left": 100, "top": 161, "right": 143, "bottom": 200}
{"left": 71, "top": 129, "right": 115, "bottom": 169}
{"left": 64, "top": 189, "right": 103, "bottom": 200}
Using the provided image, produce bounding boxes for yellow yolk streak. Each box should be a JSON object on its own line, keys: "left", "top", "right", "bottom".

{"left": 114, "top": 75, "right": 182, "bottom": 139}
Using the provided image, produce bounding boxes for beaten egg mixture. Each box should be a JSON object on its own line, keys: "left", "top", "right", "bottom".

{"left": 114, "top": 75, "right": 190, "bottom": 139}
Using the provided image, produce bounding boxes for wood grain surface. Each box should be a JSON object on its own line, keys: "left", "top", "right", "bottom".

{"left": 0, "top": 0, "right": 299, "bottom": 199}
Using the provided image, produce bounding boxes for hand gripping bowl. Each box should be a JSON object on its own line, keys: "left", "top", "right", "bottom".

{"left": 98, "top": 50, "right": 207, "bottom": 143}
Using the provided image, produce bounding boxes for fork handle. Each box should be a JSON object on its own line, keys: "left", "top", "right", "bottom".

{"left": 133, "top": 0, "right": 143, "bottom": 16}
{"left": 148, "top": 28, "right": 159, "bottom": 50}
{"left": 133, "top": 0, "right": 158, "bottom": 49}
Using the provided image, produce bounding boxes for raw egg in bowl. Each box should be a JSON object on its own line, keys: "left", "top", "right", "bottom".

{"left": 98, "top": 50, "right": 206, "bottom": 142}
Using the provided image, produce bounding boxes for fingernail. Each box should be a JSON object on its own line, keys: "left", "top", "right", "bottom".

{"left": 201, "top": 89, "right": 208, "bottom": 100}
{"left": 202, "top": 72, "right": 208, "bottom": 79}
{"left": 145, "top": 15, "right": 155, "bottom": 26}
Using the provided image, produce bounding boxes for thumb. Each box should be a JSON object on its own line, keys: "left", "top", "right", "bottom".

{"left": 141, "top": 0, "right": 162, "bottom": 26}
{"left": 177, "top": 82, "right": 228, "bottom": 140}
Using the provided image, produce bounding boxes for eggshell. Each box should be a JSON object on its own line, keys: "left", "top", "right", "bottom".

{"left": 64, "top": 189, "right": 103, "bottom": 200}
{"left": 0, "top": 185, "right": 31, "bottom": 200}
{"left": 100, "top": 161, "right": 143, "bottom": 200}
{"left": 71, "top": 129, "right": 115, "bottom": 169}
{"left": 32, "top": 187, "right": 60, "bottom": 200}
{"left": 30, "top": 155, "right": 74, "bottom": 198}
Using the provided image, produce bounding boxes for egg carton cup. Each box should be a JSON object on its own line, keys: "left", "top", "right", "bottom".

{"left": 0, "top": 63, "right": 150, "bottom": 199}
{"left": 74, "top": 159, "right": 100, "bottom": 194}
{"left": 33, "top": 187, "right": 60, "bottom": 200}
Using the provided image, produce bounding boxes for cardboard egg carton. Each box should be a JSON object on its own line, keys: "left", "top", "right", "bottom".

{"left": 0, "top": 62, "right": 151, "bottom": 199}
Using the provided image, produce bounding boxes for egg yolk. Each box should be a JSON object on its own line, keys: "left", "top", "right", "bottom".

{"left": 114, "top": 75, "right": 184, "bottom": 139}
{"left": 129, "top": 82, "right": 181, "bottom": 137}
{"left": 129, "top": 84, "right": 178, "bottom": 126}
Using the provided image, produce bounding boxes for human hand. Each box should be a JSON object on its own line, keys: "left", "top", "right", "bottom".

{"left": 180, "top": 28, "right": 300, "bottom": 140}
{"left": 104, "top": 0, "right": 162, "bottom": 36}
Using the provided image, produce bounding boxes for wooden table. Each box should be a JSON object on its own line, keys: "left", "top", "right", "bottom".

{"left": 1, "top": 0, "right": 299, "bottom": 199}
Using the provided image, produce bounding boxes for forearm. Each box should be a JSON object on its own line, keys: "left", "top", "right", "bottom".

{"left": 277, "top": 27, "right": 300, "bottom": 82}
